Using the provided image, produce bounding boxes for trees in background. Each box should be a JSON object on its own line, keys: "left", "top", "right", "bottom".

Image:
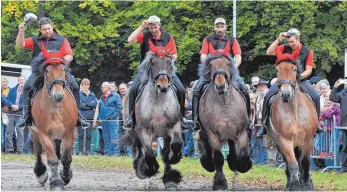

{"left": 1, "top": 1, "right": 346, "bottom": 95}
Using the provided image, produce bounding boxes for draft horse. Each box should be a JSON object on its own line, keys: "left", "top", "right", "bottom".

{"left": 30, "top": 55, "right": 78, "bottom": 190}
{"left": 198, "top": 54, "right": 252, "bottom": 190}
{"left": 123, "top": 51, "right": 183, "bottom": 189}
{"left": 265, "top": 55, "right": 317, "bottom": 190}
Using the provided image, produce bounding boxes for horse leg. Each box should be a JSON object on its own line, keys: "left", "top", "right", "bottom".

{"left": 135, "top": 129, "right": 159, "bottom": 179}
{"left": 165, "top": 122, "right": 183, "bottom": 164}
{"left": 162, "top": 136, "right": 182, "bottom": 189}
{"left": 199, "top": 131, "right": 215, "bottom": 172}
{"left": 227, "top": 140, "right": 237, "bottom": 172}
{"left": 54, "top": 139, "right": 62, "bottom": 160}
{"left": 277, "top": 139, "right": 301, "bottom": 191}
{"left": 235, "top": 130, "right": 252, "bottom": 173}
{"left": 300, "top": 144, "right": 314, "bottom": 191}
{"left": 39, "top": 133, "right": 65, "bottom": 190}
{"left": 60, "top": 132, "right": 75, "bottom": 186}
{"left": 208, "top": 134, "right": 227, "bottom": 190}
{"left": 31, "top": 130, "right": 48, "bottom": 185}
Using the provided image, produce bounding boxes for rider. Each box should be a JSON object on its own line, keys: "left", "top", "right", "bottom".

{"left": 124, "top": 15, "right": 192, "bottom": 130}
{"left": 15, "top": 17, "right": 90, "bottom": 128}
{"left": 191, "top": 18, "right": 252, "bottom": 131}
{"left": 258, "top": 28, "right": 323, "bottom": 136}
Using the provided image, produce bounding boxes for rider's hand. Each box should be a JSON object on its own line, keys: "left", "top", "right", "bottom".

{"left": 141, "top": 20, "right": 149, "bottom": 29}
{"left": 18, "top": 23, "right": 26, "bottom": 33}
{"left": 278, "top": 32, "right": 287, "bottom": 41}
{"left": 334, "top": 79, "right": 342, "bottom": 88}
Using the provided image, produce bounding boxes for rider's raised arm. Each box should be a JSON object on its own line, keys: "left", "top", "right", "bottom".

{"left": 266, "top": 32, "right": 286, "bottom": 55}
{"left": 127, "top": 20, "right": 147, "bottom": 44}
{"left": 16, "top": 23, "right": 27, "bottom": 48}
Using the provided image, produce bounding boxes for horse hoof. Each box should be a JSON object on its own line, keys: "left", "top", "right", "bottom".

{"left": 163, "top": 169, "right": 182, "bottom": 184}
{"left": 164, "top": 181, "right": 179, "bottom": 190}
{"left": 236, "top": 155, "right": 252, "bottom": 173}
{"left": 212, "top": 172, "right": 228, "bottom": 191}
{"left": 37, "top": 171, "right": 49, "bottom": 185}
{"left": 200, "top": 155, "right": 215, "bottom": 172}
{"left": 60, "top": 168, "right": 73, "bottom": 185}
{"left": 135, "top": 156, "right": 158, "bottom": 179}
{"left": 286, "top": 181, "right": 302, "bottom": 191}
{"left": 50, "top": 179, "right": 65, "bottom": 191}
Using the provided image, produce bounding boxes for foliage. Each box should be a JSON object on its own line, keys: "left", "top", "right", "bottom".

{"left": 1, "top": 1, "right": 346, "bottom": 94}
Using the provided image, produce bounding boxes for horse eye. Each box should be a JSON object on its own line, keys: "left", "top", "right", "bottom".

{"left": 294, "top": 68, "right": 297, "bottom": 72}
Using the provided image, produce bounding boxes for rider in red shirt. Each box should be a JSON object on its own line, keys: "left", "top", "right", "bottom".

{"left": 15, "top": 17, "right": 89, "bottom": 128}
{"left": 124, "top": 15, "right": 192, "bottom": 130}
{"left": 258, "top": 28, "right": 323, "bottom": 136}
{"left": 191, "top": 18, "right": 252, "bottom": 131}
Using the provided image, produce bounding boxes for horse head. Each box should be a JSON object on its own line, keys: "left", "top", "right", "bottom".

{"left": 208, "top": 54, "right": 233, "bottom": 95}
{"left": 276, "top": 54, "right": 299, "bottom": 102}
{"left": 43, "top": 59, "right": 67, "bottom": 103}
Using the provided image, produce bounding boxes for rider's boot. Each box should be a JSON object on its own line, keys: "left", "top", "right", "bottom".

{"left": 179, "top": 91, "right": 194, "bottom": 131}
{"left": 238, "top": 80, "right": 254, "bottom": 130}
{"left": 315, "top": 99, "right": 324, "bottom": 134}
{"left": 190, "top": 92, "right": 201, "bottom": 132}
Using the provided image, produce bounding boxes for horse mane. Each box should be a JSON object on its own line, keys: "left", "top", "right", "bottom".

{"left": 31, "top": 54, "right": 71, "bottom": 92}
{"left": 137, "top": 51, "right": 177, "bottom": 83}
{"left": 198, "top": 54, "right": 240, "bottom": 84}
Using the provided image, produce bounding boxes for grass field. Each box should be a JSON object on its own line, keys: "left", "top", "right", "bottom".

{"left": 2, "top": 154, "right": 346, "bottom": 191}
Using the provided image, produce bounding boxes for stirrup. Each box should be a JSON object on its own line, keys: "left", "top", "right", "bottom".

{"left": 316, "top": 125, "right": 324, "bottom": 134}
{"left": 123, "top": 118, "right": 133, "bottom": 130}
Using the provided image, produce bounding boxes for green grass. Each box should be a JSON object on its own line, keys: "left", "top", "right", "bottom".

{"left": 2, "top": 154, "right": 346, "bottom": 190}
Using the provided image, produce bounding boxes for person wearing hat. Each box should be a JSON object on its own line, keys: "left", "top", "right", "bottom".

{"left": 93, "top": 81, "right": 123, "bottom": 156}
{"left": 260, "top": 41, "right": 323, "bottom": 136}
{"left": 191, "top": 17, "right": 251, "bottom": 131}
{"left": 310, "top": 76, "right": 322, "bottom": 93}
{"left": 15, "top": 17, "right": 90, "bottom": 128}
{"left": 125, "top": 16, "right": 191, "bottom": 130}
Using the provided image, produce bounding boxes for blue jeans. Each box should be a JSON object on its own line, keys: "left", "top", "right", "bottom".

{"left": 1, "top": 121, "right": 5, "bottom": 152}
{"left": 23, "top": 127, "right": 32, "bottom": 154}
{"left": 77, "top": 124, "right": 92, "bottom": 154}
{"left": 251, "top": 130, "right": 268, "bottom": 164}
{"left": 183, "top": 132, "right": 195, "bottom": 157}
{"left": 101, "top": 121, "right": 120, "bottom": 156}
{"left": 5, "top": 115, "right": 24, "bottom": 153}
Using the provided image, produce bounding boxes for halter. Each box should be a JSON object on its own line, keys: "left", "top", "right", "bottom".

{"left": 149, "top": 55, "right": 173, "bottom": 84}
{"left": 212, "top": 69, "right": 230, "bottom": 85}
{"left": 44, "top": 59, "right": 67, "bottom": 92}
{"left": 277, "top": 79, "right": 296, "bottom": 88}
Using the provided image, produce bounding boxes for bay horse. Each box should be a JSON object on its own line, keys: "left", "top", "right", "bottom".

{"left": 198, "top": 54, "right": 252, "bottom": 190}
{"left": 123, "top": 52, "right": 183, "bottom": 189}
{"left": 30, "top": 56, "right": 77, "bottom": 190}
{"left": 265, "top": 56, "right": 317, "bottom": 190}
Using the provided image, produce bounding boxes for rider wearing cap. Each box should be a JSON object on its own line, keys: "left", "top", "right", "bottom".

{"left": 258, "top": 28, "right": 323, "bottom": 136}
{"left": 125, "top": 15, "right": 192, "bottom": 130}
{"left": 15, "top": 17, "right": 90, "bottom": 128}
{"left": 191, "top": 18, "right": 252, "bottom": 131}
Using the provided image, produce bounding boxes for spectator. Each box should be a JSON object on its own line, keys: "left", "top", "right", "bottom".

{"left": 329, "top": 78, "right": 347, "bottom": 173}
{"left": 93, "top": 82, "right": 122, "bottom": 156}
{"left": 317, "top": 79, "right": 331, "bottom": 112}
{"left": 2, "top": 78, "right": 10, "bottom": 97}
{"left": 183, "top": 87, "right": 195, "bottom": 157}
{"left": 110, "top": 81, "right": 118, "bottom": 93}
{"left": 1, "top": 95, "right": 11, "bottom": 152}
{"left": 5, "top": 76, "right": 25, "bottom": 154}
{"left": 310, "top": 76, "right": 322, "bottom": 94}
{"left": 78, "top": 78, "right": 98, "bottom": 155}
{"left": 251, "top": 76, "right": 260, "bottom": 93}
{"left": 252, "top": 79, "right": 269, "bottom": 165}
{"left": 118, "top": 83, "right": 132, "bottom": 156}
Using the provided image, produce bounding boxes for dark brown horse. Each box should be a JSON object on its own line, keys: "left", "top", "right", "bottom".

{"left": 123, "top": 52, "right": 183, "bottom": 189}
{"left": 30, "top": 58, "right": 77, "bottom": 190}
{"left": 198, "top": 54, "right": 252, "bottom": 190}
{"left": 266, "top": 57, "right": 317, "bottom": 190}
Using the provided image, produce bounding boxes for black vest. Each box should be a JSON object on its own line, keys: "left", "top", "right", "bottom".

{"left": 140, "top": 29, "right": 171, "bottom": 61}
{"left": 31, "top": 31, "right": 66, "bottom": 58}
{"left": 283, "top": 43, "right": 311, "bottom": 81}
{"left": 206, "top": 33, "right": 235, "bottom": 56}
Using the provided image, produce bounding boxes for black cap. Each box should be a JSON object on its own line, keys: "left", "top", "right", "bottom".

{"left": 309, "top": 76, "right": 321, "bottom": 84}
{"left": 255, "top": 79, "right": 270, "bottom": 87}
